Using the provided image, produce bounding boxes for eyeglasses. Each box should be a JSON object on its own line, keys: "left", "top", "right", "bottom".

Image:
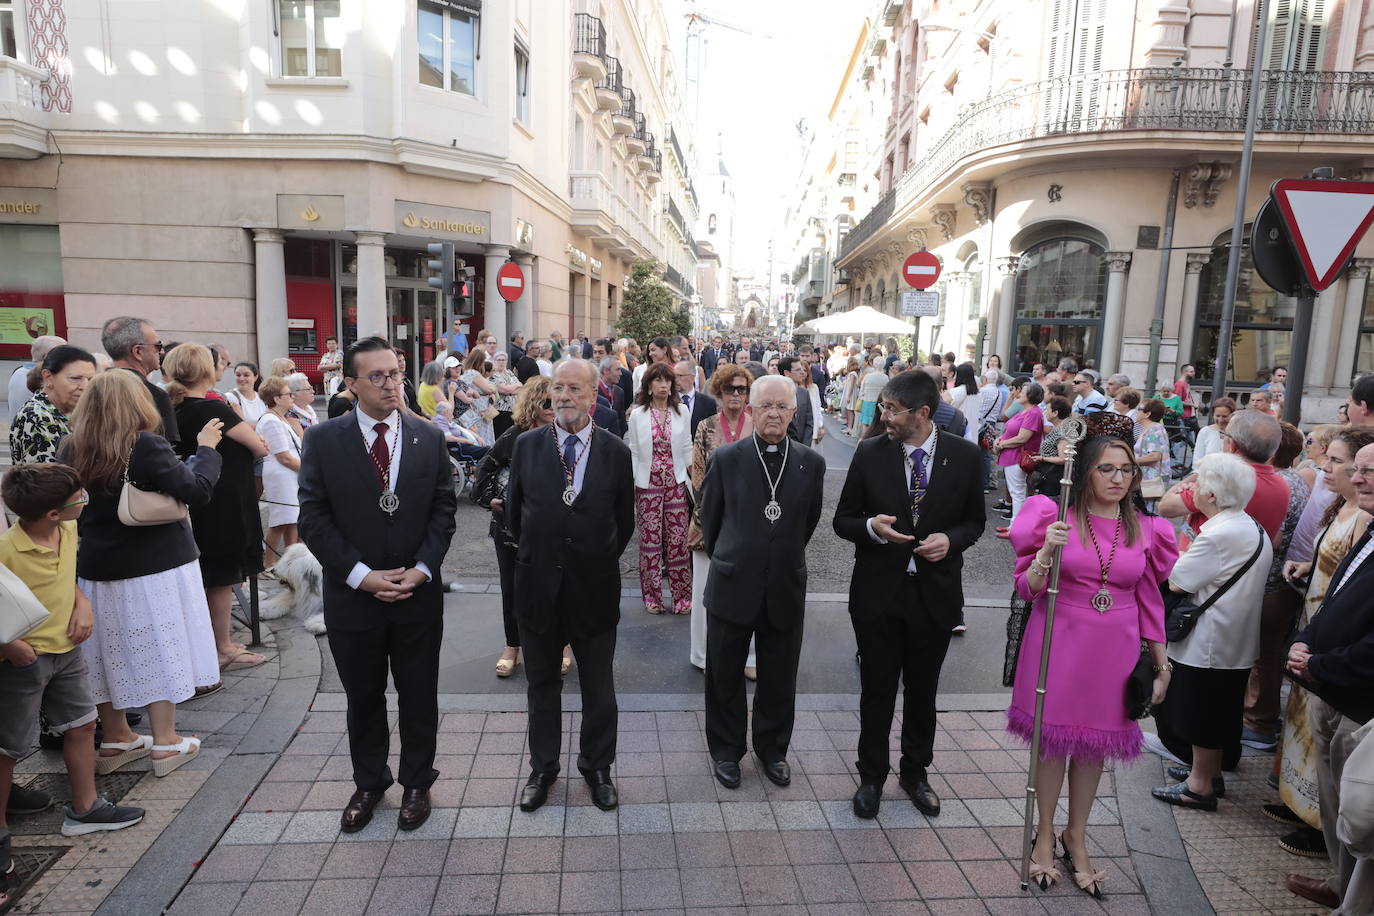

{"left": 754, "top": 402, "right": 792, "bottom": 413}
{"left": 878, "top": 403, "right": 915, "bottom": 418}
{"left": 139, "top": 340, "right": 165, "bottom": 352}
{"left": 1353, "top": 465, "right": 1374, "bottom": 477}
{"left": 1094, "top": 464, "right": 1139, "bottom": 479}
{"left": 1074, "top": 378, "right": 1091, "bottom": 385}
{"left": 60, "top": 490, "right": 89, "bottom": 510}
{"left": 724, "top": 385, "right": 750, "bottom": 396}
{"left": 352, "top": 370, "right": 404, "bottom": 387}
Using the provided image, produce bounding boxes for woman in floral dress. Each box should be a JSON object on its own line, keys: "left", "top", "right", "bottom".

{"left": 459, "top": 349, "right": 497, "bottom": 446}
{"left": 10, "top": 346, "right": 97, "bottom": 464}
{"left": 627, "top": 363, "right": 693, "bottom": 614}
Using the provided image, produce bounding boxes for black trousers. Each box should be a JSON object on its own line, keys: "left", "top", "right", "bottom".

{"left": 493, "top": 541, "right": 521, "bottom": 647}
{"left": 520, "top": 601, "right": 617, "bottom": 776}
{"left": 852, "top": 578, "right": 951, "bottom": 785}
{"left": 327, "top": 614, "right": 442, "bottom": 792}
{"left": 704, "top": 610, "right": 804, "bottom": 765}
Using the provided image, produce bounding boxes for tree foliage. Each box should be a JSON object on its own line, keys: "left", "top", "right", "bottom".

{"left": 614, "top": 259, "right": 682, "bottom": 345}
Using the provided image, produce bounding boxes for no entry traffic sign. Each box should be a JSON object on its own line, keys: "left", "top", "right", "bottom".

{"left": 1270, "top": 178, "right": 1374, "bottom": 291}
{"left": 496, "top": 261, "right": 525, "bottom": 302}
{"left": 903, "top": 251, "right": 941, "bottom": 289}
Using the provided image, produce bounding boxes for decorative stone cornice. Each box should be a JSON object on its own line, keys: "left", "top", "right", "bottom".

{"left": 1350, "top": 258, "right": 1374, "bottom": 280}
{"left": 961, "top": 181, "right": 993, "bottom": 226}
{"left": 1105, "top": 251, "right": 1133, "bottom": 272}
{"left": 905, "top": 225, "right": 929, "bottom": 249}
{"left": 929, "top": 204, "right": 957, "bottom": 242}
{"left": 1185, "top": 251, "right": 1213, "bottom": 274}
{"left": 1184, "top": 161, "right": 1232, "bottom": 208}
{"left": 996, "top": 256, "right": 1020, "bottom": 277}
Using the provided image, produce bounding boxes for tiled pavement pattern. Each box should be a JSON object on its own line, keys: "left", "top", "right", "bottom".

{"left": 1170, "top": 751, "right": 1333, "bottom": 915}
{"left": 172, "top": 707, "right": 1153, "bottom": 915}
{"left": 4, "top": 621, "right": 283, "bottom": 915}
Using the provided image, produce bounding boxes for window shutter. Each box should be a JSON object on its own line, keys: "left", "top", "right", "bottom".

{"left": 1297, "top": 0, "right": 1327, "bottom": 71}
{"left": 1262, "top": 0, "right": 1295, "bottom": 69}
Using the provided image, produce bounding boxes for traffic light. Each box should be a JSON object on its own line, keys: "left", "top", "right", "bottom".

{"left": 454, "top": 265, "right": 477, "bottom": 317}
{"left": 426, "top": 242, "right": 455, "bottom": 305}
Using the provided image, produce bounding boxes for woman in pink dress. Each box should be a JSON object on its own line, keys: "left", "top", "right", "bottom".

{"left": 1009, "top": 436, "right": 1178, "bottom": 898}
{"left": 626, "top": 363, "right": 693, "bottom": 614}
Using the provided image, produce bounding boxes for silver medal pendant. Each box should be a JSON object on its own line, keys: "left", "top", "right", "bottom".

{"left": 1091, "top": 587, "right": 1113, "bottom": 613}
{"left": 379, "top": 490, "right": 399, "bottom": 516}
{"left": 562, "top": 486, "right": 577, "bottom": 506}
{"left": 764, "top": 500, "right": 782, "bottom": 522}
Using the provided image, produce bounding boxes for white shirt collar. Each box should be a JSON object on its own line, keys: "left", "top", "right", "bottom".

{"left": 904, "top": 426, "right": 937, "bottom": 458}
{"left": 356, "top": 405, "right": 397, "bottom": 433}
{"left": 554, "top": 420, "right": 593, "bottom": 446}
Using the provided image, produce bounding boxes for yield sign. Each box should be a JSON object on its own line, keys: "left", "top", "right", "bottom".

{"left": 496, "top": 261, "right": 525, "bottom": 301}
{"left": 1270, "top": 179, "right": 1374, "bottom": 291}
{"left": 902, "top": 250, "right": 941, "bottom": 289}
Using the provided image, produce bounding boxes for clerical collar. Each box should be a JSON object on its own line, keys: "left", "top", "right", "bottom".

{"left": 754, "top": 433, "right": 781, "bottom": 453}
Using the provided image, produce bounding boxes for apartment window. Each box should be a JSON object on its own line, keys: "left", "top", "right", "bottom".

{"left": 1, "top": 0, "right": 17, "bottom": 59}
{"left": 419, "top": 0, "right": 480, "bottom": 94}
{"left": 514, "top": 42, "right": 530, "bottom": 123}
{"left": 279, "top": 0, "right": 343, "bottom": 77}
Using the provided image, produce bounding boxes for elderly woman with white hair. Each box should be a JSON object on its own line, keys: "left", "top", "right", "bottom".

{"left": 432, "top": 400, "right": 490, "bottom": 462}
{"left": 1151, "top": 452, "right": 1273, "bottom": 811}
{"left": 284, "top": 372, "right": 317, "bottom": 434}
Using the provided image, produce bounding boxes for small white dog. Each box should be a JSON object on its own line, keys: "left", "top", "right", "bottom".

{"left": 259, "top": 543, "right": 326, "bottom": 635}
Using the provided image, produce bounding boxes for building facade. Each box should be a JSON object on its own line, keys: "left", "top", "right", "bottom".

{"left": 822, "top": 0, "right": 1374, "bottom": 416}
{"left": 0, "top": 0, "right": 695, "bottom": 387}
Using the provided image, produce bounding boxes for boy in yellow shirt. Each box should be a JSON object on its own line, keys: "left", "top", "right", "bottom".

{"left": 0, "top": 465, "right": 144, "bottom": 903}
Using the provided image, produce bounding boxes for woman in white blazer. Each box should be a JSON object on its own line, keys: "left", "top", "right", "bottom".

{"left": 626, "top": 362, "right": 694, "bottom": 614}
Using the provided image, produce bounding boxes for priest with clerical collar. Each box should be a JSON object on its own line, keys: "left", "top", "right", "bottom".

{"left": 698, "top": 375, "right": 826, "bottom": 790}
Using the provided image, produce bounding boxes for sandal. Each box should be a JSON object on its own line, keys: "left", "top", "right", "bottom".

{"left": 1151, "top": 780, "right": 1218, "bottom": 811}
{"left": 496, "top": 654, "right": 519, "bottom": 678}
{"left": 219, "top": 649, "right": 267, "bottom": 671}
{"left": 151, "top": 736, "right": 201, "bottom": 778}
{"left": 95, "top": 735, "right": 152, "bottom": 775}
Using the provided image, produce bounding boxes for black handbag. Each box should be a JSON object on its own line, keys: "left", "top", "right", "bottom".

{"left": 1162, "top": 520, "right": 1265, "bottom": 642}
{"left": 1124, "top": 643, "right": 1154, "bottom": 719}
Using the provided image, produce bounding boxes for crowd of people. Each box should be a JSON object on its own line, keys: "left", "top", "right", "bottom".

{"left": 3, "top": 316, "right": 1374, "bottom": 911}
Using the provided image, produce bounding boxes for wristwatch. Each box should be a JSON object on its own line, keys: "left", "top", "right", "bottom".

{"left": 1153, "top": 662, "right": 1174, "bottom": 673}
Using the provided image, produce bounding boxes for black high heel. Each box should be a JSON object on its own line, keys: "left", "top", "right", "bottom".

{"left": 1027, "top": 831, "right": 1061, "bottom": 891}
{"left": 1060, "top": 831, "right": 1105, "bottom": 899}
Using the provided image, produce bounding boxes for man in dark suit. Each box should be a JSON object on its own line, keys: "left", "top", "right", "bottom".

{"left": 1284, "top": 441, "right": 1374, "bottom": 912}
{"left": 748, "top": 337, "right": 765, "bottom": 363}
{"left": 510, "top": 332, "right": 527, "bottom": 365}
{"left": 922, "top": 367, "right": 968, "bottom": 437}
{"left": 674, "top": 359, "right": 717, "bottom": 439}
{"left": 597, "top": 357, "right": 628, "bottom": 429}
{"left": 833, "top": 369, "right": 985, "bottom": 819}
{"left": 298, "top": 336, "right": 458, "bottom": 833}
{"left": 780, "top": 357, "right": 814, "bottom": 445}
{"left": 507, "top": 359, "right": 634, "bottom": 813}
{"left": 701, "top": 335, "right": 726, "bottom": 380}
{"left": 700, "top": 375, "right": 825, "bottom": 790}
{"left": 804, "top": 345, "right": 829, "bottom": 392}
{"left": 514, "top": 340, "right": 541, "bottom": 383}
{"left": 579, "top": 333, "right": 594, "bottom": 359}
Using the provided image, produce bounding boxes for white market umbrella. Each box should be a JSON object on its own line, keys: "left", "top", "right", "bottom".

{"left": 794, "top": 305, "right": 917, "bottom": 346}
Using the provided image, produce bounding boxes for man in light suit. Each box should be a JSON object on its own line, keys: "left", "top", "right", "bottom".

{"left": 701, "top": 375, "right": 825, "bottom": 790}
{"left": 508, "top": 359, "right": 634, "bottom": 813}
{"left": 833, "top": 369, "right": 985, "bottom": 819}
{"left": 674, "top": 359, "right": 717, "bottom": 439}
{"left": 298, "top": 337, "right": 457, "bottom": 833}
{"left": 781, "top": 357, "right": 814, "bottom": 445}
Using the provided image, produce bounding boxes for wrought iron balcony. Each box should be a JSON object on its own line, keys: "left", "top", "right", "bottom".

{"left": 572, "top": 13, "right": 607, "bottom": 80}
{"left": 595, "top": 56, "right": 623, "bottom": 111}
{"left": 614, "top": 85, "right": 637, "bottom": 134}
{"left": 665, "top": 196, "right": 686, "bottom": 237}
{"left": 664, "top": 264, "right": 686, "bottom": 291}
{"left": 839, "top": 66, "right": 1374, "bottom": 261}
{"left": 628, "top": 111, "right": 647, "bottom": 154}
{"left": 668, "top": 127, "right": 688, "bottom": 171}
{"left": 646, "top": 150, "right": 663, "bottom": 180}
{"left": 801, "top": 279, "right": 825, "bottom": 306}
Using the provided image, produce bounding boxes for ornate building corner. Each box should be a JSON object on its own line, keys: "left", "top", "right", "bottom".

{"left": 996, "top": 256, "right": 1020, "bottom": 276}
{"left": 929, "top": 204, "right": 957, "bottom": 242}
{"left": 905, "top": 225, "right": 929, "bottom": 249}
{"left": 1184, "top": 161, "right": 1233, "bottom": 208}
{"left": 961, "top": 182, "right": 993, "bottom": 226}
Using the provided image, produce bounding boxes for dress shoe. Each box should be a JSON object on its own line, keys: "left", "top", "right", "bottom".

{"left": 758, "top": 757, "right": 791, "bottom": 788}
{"left": 713, "top": 759, "right": 742, "bottom": 789}
{"left": 1165, "top": 765, "right": 1225, "bottom": 797}
{"left": 1286, "top": 873, "right": 1340, "bottom": 908}
{"left": 852, "top": 783, "right": 882, "bottom": 819}
{"left": 519, "top": 772, "right": 557, "bottom": 812}
{"left": 898, "top": 775, "right": 941, "bottom": 816}
{"left": 397, "top": 787, "right": 431, "bottom": 831}
{"left": 583, "top": 769, "right": 618, "bottom": 811}
{"left": 340, "top": 789, "right": 385, "bottom": 833}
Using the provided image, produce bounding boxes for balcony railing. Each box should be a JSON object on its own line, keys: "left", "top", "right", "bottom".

{"left": 0, "top": 58, "right": 46, "bottom": 109}
{"left": 840, "top": 66, "right": 1374, "bottom": 260}
{"left": 665, "top": 264, "right": 685, "bottom": 291}
{"left": 618, "top": 84, "right": 636, "bottom": 121}
{"left": 665, "top": 196, "right": 686, "bottom": 236}
{"left": 668, "top": 127, "right": 687, "bottom": 170}
{"left": 573, "top": 13, "right": 606, "bottom": 59}
{"left": 596, "top": 55, "right": 622, "bottom": 96}
{"left": 648, "top": 150, "right": 662, "bottom": 173}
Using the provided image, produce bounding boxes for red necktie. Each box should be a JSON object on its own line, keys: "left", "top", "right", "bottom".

{"left": 369, "top": 422, "right": 390, "bottom": 488}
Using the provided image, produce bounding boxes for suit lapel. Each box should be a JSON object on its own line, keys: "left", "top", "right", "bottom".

{"left": 343, "top": 413, "right": 383, "bottom": 496}
{"left": 395, "top": 415, "right": 428, "bottom": 507}
{"left": 769, "top": 441, "right": 806, "bottom": 540}
{"left": 1329, "top": 527, "right": 1373, "bottom": 599}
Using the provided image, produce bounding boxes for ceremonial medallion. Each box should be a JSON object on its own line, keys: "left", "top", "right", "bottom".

{"left": 379, "top": 490, "right": 400, "bottom": 515}
{"left": 1091, "top": 588, "right": 1113, "bottom": 613}
{"left": 562, "top": 486, "right": 577, "bottom": 506}
{"left": 764, "top": 500, "right": 782, "bottom": 522}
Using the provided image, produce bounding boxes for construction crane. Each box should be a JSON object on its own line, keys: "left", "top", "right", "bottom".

{"left": 682, "top": 1, "right": 772, "bottom": 128}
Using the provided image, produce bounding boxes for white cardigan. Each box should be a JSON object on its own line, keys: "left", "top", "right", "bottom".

{"left": 625, "top": 403, "right": 692, "bottom": 489}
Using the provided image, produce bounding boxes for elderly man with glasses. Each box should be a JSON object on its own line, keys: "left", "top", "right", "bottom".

{"left": 101, "top": 316, "right": 180, "bottom": 447}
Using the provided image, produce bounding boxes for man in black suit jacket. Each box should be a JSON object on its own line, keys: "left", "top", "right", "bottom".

{"left": 508, "top": 359, "right": 634, "bottom": 813}
{"left": 298, "top": 337, "right": 458, "bottom": 834}
{"left": 674, "top": 359, "right": 717, "bottom": 439}
{"left": 923, "top": 366, "right": 968, "bottom": 437}
{"left": 514, "top": 340, "right": 541, "bottom": 383}
{"left": 781, "top": 357, "right": 814, "bottom": 445}
{"left": 597, "top": 357, "right": 628, "bottom": 429}
{"left": 510, "top": 332, "right": 526, "bottom": 365}
{"left": 700, "top": 375, "right": 825, "bottom": 790}
{"left": 833, "top": 369, "right": 985, "bottom": 820}
{"left": 701, "top": 335, "right": 727, "bottom": 380}
{"left": 748, "top": 338, "right": 765, "bottom": 363}
{"left": 1286, "top": 442, "right": 1374, "bottom": 910}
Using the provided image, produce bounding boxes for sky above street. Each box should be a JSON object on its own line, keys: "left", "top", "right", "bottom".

{"left": 669, "top": 0, "right": 856, "bottom": 282}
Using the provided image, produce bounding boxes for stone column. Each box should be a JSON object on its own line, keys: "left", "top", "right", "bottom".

{"left": 1176, "top": 252, "right": 1212, "bottom": 369}
{"left": 992, "top": 257, "right": 1019, "bottom": 363}
{"left": 1335, "top": 259, "right": 1373, "bottom": 388}
{"left": 512, "top": 254, "right": 535, "bottom": 347}
{"left": 252, "top": 229, "right": 288, "bottom": 369}
{"left": 353, "top": 231, "right": 388, "bottom": 338}
{"left": 483, "top": 245, "right": 512, "bottom": 350}
{"left": 1097, "top": 252, "right": 1132, "bottom": 377}
{"left": 941, "top": 271, "right": 967, "bottom": 358}
{"left": 1309, "top": 283, "right": 1342, "bottom": 389}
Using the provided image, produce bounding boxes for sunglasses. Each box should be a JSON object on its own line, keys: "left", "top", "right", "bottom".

{"left": 724, "top": 385, "right": 750, "bottom": 395}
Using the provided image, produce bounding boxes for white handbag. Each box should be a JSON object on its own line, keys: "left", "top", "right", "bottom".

{"left": 117, "top": 445, "right": 188, "bottom": 527}
{"left": 0, "top": 562, "right": 51, "bottom": 645}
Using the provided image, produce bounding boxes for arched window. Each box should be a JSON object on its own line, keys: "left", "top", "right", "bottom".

{"left": 1012, "top": 238, "right": 1106, "bottom": 372}
{"left": 1193, "top": 228, "right": 1296, "bottom": 385}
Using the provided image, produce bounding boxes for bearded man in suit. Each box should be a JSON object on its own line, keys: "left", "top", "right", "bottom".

{"left": 833, "top": 369, "right": 986, "bottom": 819}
